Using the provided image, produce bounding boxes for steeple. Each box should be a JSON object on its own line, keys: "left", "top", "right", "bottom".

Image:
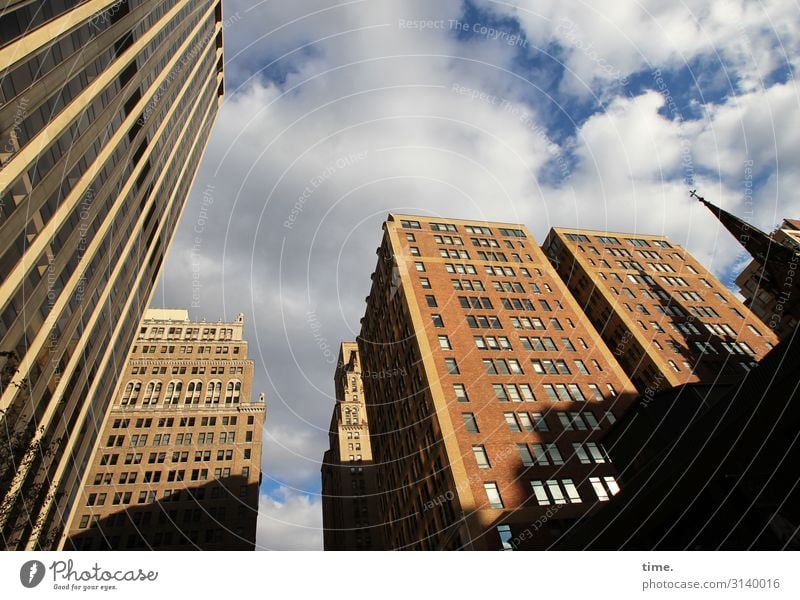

{"left": 690, "top": 190, "right": 797, "bottom": 268}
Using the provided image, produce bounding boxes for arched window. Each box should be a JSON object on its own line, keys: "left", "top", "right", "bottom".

{"left": 224, "top": 380, "right": 241, "bottom": 404}
{"left": 120, "top": 381, "right": 142, "bottom": 406}
{"left": 164, "top": 380, "right": 182, "bottom": 405}
{"left": 142, "top": 381, "right": 162, "bottom": 406}
{"left": 121, "top": 381, "right": 141, "bottom": 406}
{"left": 205, "top": 380, "right": 222, "bottom": 404}
{"left": 185, "top": 380, "right": 202, "bottom": 404}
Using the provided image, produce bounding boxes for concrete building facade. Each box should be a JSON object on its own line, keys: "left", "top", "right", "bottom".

{"left": 0, "top": 1, "right": 225, "bottom": 548}
{"left": 321, "top": 342, "right": 383, "bottom": 550}
{"left": 543, "top": 228, "right": 777, "bottom": 394}
{"left": 61, "top": 309, "right": 264, "bottom": 550}
{"left": 357, "top": 214, "right": 638, "bottom": 550}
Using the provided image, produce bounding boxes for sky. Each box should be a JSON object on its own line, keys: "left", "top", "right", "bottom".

{"left": 152, "top": 0, "right": 800, "bottom": 549}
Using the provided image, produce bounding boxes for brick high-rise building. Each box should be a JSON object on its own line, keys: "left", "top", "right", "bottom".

{"left": 61, "top": 309, "right": 264, "bottom": 550}
{"left": 0, "top": 1, "right": 226, "bottom": 548}
{"left": 543, "top": 228, "right": 778, "bottom": 393}
{"left": 321, "top": 342, "right": 383, "bottom": 550}
{"left": 357, "top": 214, "right": 638, "bottom": 550}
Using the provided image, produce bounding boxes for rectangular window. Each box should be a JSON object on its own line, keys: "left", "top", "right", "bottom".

{"left": 453, "top": 384, "right": 469, "bottom": 402}
{"left": 462, "top": 413, "right": 479, "bottom": 433}
{"left": 493, "top": 384, "right": 508, "bottom": 402}
{"left": 472, "top": 445, "right": 491, "bottom": 469}
{"left": 497, "top": 524, "right": 514, "bottom": 550}
{"left": 484, "top": 482, "right": 504, "bottom": 508}
{"left": 438, "top": 335, "right": 451, "bottom": 349}
{"left": 517, "top": 444, "right": 534, "bottom": 466}
{"left": 519, "top": 384, "right": 535, "bottom": 402}
{"left": 531, "top": 412, "right": 548, "bottom": 431}
{"left": 504, "top": 412, "right": 521, "bottom": 432}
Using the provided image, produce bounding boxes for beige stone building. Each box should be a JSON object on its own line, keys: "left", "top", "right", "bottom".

{"left": 0, "top": 1, "right": 225, "bottom": 548}
{"left": 61, "top": 309, "right": 264, "bottom": 550}
{"left": 321, "top": 342, "right": 383, "bottom": 550}
{"left": 543, "top": 228, "right": 778, "bottom": 393}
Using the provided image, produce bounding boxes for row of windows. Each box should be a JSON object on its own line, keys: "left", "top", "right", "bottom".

{"left": 120, "top": 380, "right": 242, "bottom": 406}
{"left": 434, "top": 313, "right": 570, "bottom": 331}
{"left": 485, "top": 475, "right": 620, "bottom": 511}
{"left": 427, "top": 262, "right": 542, "bottom": 279}
{"left": 93, "top": 459, "right": 249, "bottom": 488}
{"left": 566, "top": 232, "right": 671, "bottom": 249}
{"left": 111, "top": 415, "right": 248, "bottom": 429}
{"left": 131, "top": 365, "right": 244, "bottom": 375}
{"left": 98, "top": 444, "right": 252, "bottom": 467}
{"left": 135, "top": 344, "right": 240, "bottom": 354}
{"left": 139, "top": 326, "right": 236, "bottom": 341}
{"left": 104, "top": 429, "right": 252, "bottom": 448}
{"left": 461, "top": 409, "right": 611, "bottom": 434}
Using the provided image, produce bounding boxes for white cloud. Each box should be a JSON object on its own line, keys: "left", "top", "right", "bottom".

{"left": 256, "top": 488, "right": 323, "bottom": 550}
{"left": 476, "top": 0, "right": 800, "bottom": 95}
{"left": 151, "top": 0, "right": 800, "bottom": 550}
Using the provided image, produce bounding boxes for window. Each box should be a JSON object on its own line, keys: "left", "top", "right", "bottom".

{"left": 497, "top": 524, "right": 514, "bottom": 550}
{"left": 574, "top": 360, "right": 589, "bottom": 375}
{"left": 587, "top": 384, "right": 604, "bottom": 401}
{"left": 438, "top": 335, "right": 451, "bottom": 350}
{"left": 483, "top": 482, "right": 504, "bottom": 508}
{"left": 504, "top": 412, "right": 521, "bottom": 432}
{"left": 414, "top": 262, "right": 425, "bottom": 272}
{"left": 590, "top": 476, "right": 621, "bottom": 501}
{"left": 453, "top": 384, "right": 469, "bottom": 403}
{"left": 420, "top": 277, "right": 431, "bottom": 288}
{"left": 575, "top": 441, "right": 608, "bottom": 464}
{"left": 517, "top": 443, "right": 534, "bottom": 466}
{"left": 530, "top": 412, "right": 548, "bottom": 431}
{"left": 445, "top": 358, "right": 460, "bottom": 375}
{"left": 531, "top": 479, "right": 581, "bottom": 505}
{"left": 401, "top": 219, "right": 421, "bottom": 229}
{"left": 432, "top": 314, "right": 444, "bottom": 328}
{"left": 472, "top": 445, "right": 491, "bottom": 469}
{"left": 224, "top": 380, "right": 241, "bottom": 404}
{"left": 528, "top": 443, "right": 562, "bottom": 465}
{"left": 425, "top": 295, "right": 437, "bottom": 307}
{"left": 462, "top": 413, "right": 479, "bottom": 433}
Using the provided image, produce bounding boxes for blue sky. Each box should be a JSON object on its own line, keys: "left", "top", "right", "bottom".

{"left": 153, "top": 0, "right": 799, "bottom": 549}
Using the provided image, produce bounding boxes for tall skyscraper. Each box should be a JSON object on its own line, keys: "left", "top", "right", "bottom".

{"left": 357, "top": 214, "right": 638, "bottom": 550}
{"left": 321, "top": 342, "right": 382, "bottom": 550}
{"left": 0, "top": 1, "right": 226, "bottom": 549}
{"left": 542, "top": 228, "right": 778, "bottom": 393}
{"left": 735, "top": 218, "right": 800, "bottom": 340}
{"left": 61, "top": 309, "right": 264, "bottom": 550}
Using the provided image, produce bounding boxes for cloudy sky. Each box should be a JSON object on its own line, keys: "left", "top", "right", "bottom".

{"left": 152, "top": 0, "right": 800, "bottom": 549}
